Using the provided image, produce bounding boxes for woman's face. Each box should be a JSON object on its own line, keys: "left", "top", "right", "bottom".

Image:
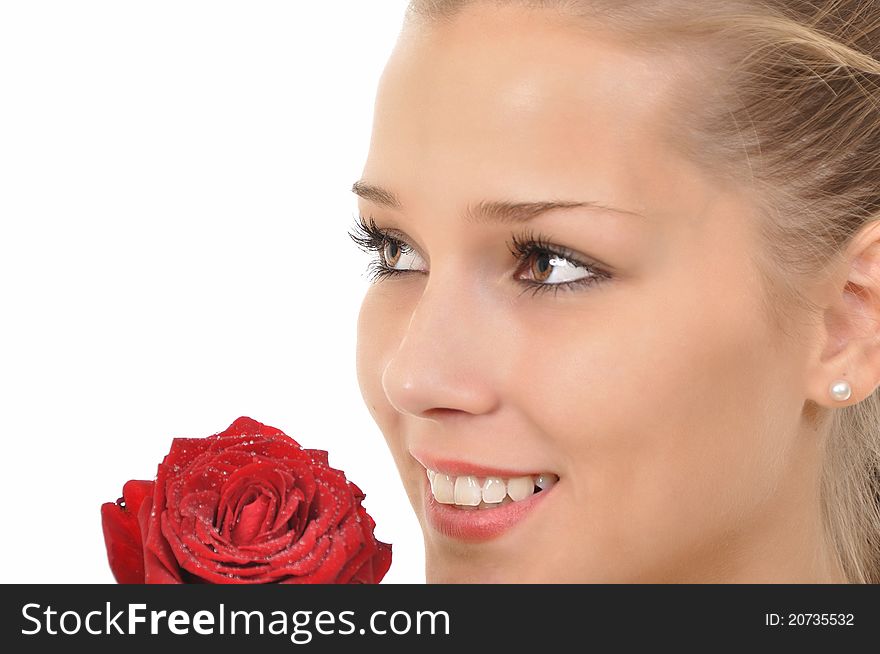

{"left": 354, "top": 5, "right": 821, "bottom": 582}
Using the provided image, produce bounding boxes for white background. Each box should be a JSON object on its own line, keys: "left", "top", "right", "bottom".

{"left": 0, "top": 0, "right": 423, "bottom": 583}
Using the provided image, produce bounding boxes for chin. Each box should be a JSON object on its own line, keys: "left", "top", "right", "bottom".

{"left": 425, "top": 557, "right": 530, "bottom": 583}
{"left": 423, "top": 539, "right": 569, "bottom": 583}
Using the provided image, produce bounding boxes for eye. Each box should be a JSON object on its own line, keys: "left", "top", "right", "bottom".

{"left": 508, "top": 228, "right": 612, "bottom": 297}
{"left": 347, "top": 214, "right": 612, "bottom": 296}
{"left": 380, "top": 238, "right": 424, "bottom": 272}
{"left": 347, "top": 214, "right": 426, "bottom": 283}
{"left": 521, "top": 250, "right": 592, "bottom": 284}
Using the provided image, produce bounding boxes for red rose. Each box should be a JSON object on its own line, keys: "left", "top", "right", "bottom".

{"left": 101, "top": 416, "right": 391, "bottom": 583}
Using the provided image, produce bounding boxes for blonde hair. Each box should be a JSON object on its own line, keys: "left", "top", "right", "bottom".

{"left": 404, "top": 0, "right": 880, "bottom": 582}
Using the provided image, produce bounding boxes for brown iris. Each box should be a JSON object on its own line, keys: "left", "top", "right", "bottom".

{"left": 383, "top": 241, "right": 402, "bottom": 268}
{"left": 527, "top": 251, "right": 555, "bottom": 283}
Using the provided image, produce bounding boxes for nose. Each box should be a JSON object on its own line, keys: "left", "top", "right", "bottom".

{"left": 381, "top": 273, "right": 500, "bottom": 421}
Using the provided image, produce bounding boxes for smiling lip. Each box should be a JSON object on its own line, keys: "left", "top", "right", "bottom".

{"left": 411, "top": 452, "right": 543, "bottom": 478}
{"left": 413, "top": 453, "right": 557, "bottom": 542}
{"left": 422, "top": 478, "right": 554, "bottom": 542}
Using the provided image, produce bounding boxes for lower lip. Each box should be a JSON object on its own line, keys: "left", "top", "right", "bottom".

{"left": 423, "top": 477, "right": 555, "bottom": 542}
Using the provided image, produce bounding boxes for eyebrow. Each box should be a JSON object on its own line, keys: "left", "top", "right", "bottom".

{"left": 350, "top": 180, "right": 645, "bottom": 224}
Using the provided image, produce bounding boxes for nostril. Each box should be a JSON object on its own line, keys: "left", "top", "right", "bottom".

{"left": 423, "top": 407, "right": 467, "bottom": 421}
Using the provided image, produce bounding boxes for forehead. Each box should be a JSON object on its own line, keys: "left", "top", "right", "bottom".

{"left": 364, "top": 5, "right": 698, "bottom": 221}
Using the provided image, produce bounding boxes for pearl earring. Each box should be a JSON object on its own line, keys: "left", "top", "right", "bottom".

{"left": 829, "top": 379, "right": 852, "bottom": 402}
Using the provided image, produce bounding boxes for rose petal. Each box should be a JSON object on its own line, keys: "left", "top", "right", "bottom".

{"left": 137, "top": 495, "right": 183, "bottom": 583}
{"left": 162, "top": 437, "right": 214, "bottom": 472}
{"left": 139, "top": 462, "right": 192, "bottom": 584}
{"left": 278, "top": 529, "right": 353, "bottom": 583}
{"left": 173, "top": 530, "right": 335, "bottom": 583}
{"left": 307, "top": 449, "right": 329, "bottom": 467}
{"left": 100, "top": 479, "right": 154, "bottom": 584}
{"left": 333, "top": 493, "right": 392, "bottom": 584}
{"left": 231, "top": 493, "right": 271, "bottom": 545}
{"left": 215, "top": 416, "right": 300, "bottom": 447}
{"left": 101, "top": 506, "right": 144, "bottom": 584}
{"left": 123, "top": 479, "right": 155, "bottom": 514}
{"left": 347, "top": 540, "right": 393, "bottom": 584}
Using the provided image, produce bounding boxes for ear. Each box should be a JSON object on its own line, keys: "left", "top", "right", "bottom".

{"left": 807, "top": 220, "right": 880, "bottom": 408}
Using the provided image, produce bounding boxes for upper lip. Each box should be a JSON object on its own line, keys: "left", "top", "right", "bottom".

{"left": 411, "top": 450, "right": 554, "bottom": 478}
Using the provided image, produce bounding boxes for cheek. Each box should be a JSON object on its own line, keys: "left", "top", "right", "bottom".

{"left": 355, "top": 290, "right": 412, "bottom": 467}
{"left": 356, "top": 290, "right": 396, "bottom": 429}
{"left": 511, "top": 272, "right": 789, "bottom": 569}
{"left": 355, "top": 292, "right": 381, "bottom": 420}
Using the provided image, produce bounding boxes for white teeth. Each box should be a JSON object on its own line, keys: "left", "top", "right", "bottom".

{"left": 481, "top": 476, "right": 507, "bottom": 504}
{"left": 431, "top": 473, "right": 455, "bottom": 504}
{"left": 506, "top": 476, "right": 535, "bottom": 502}
{"left": 453, "top": 476, "right": 482, "bottom": 506}
{"left": 426, "top": 468, "right": 557, "bottom": 508}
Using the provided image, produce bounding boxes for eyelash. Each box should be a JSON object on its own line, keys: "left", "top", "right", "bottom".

{"left": 347, "top": 214, "right": 612, "bottom": 297}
